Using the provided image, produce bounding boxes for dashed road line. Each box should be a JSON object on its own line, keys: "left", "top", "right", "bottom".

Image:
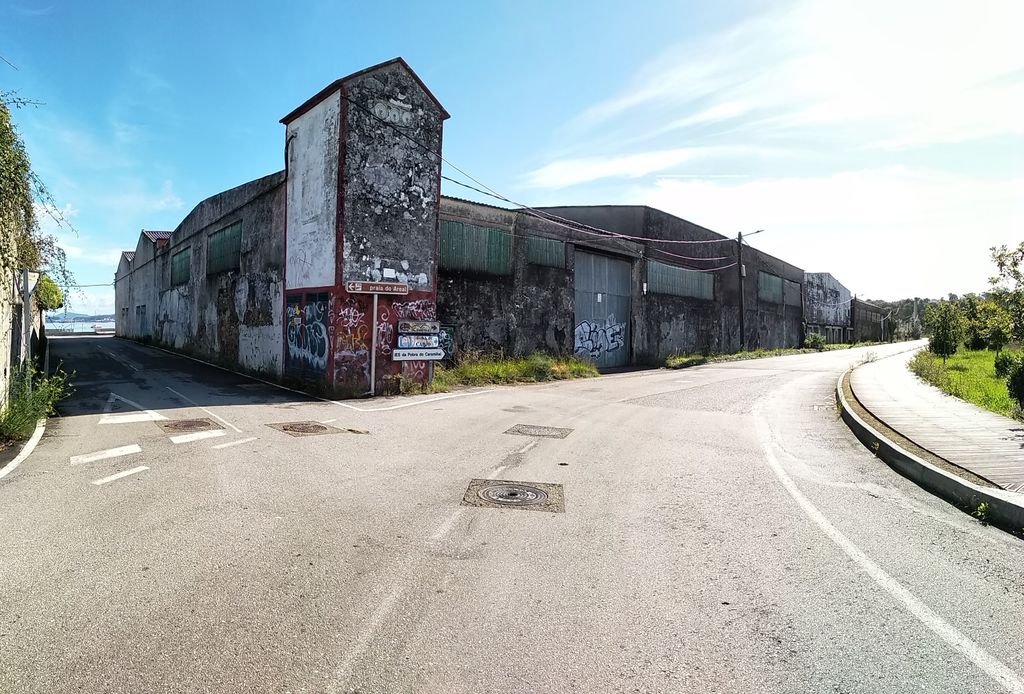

{"left": 211, "top": 436, "right": 257, "bottom": 450}
{"left": 70, "top": 444, "right": 142, "bottom": 465}
{"left": 92, "top": 466, "right": 149, "bottom": 486}
{"left": 165, "top": 386, "right": 242, "bottom": 433}
{"left": 170, "top": 430, "right": 226, "bottom": 444}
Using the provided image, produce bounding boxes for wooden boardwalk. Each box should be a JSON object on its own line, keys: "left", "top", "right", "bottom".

{"left": 850, "top": 350, "right": 1024, "bottom": 492}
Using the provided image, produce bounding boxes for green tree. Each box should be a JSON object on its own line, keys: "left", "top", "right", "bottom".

{"left": 990, "top": 243, "right": 1024, "bottom": 342}
{"left": 959, "top": 294, "right": 986, "bottom": 350}
{"left": 925, "top": 301, "right": 964, "bottom": 363}
{"left": 980, "top": 297, "right": 1012, "bottom": 354}
{"left": 34, "top": 274, "right": 63, "bottom": 310}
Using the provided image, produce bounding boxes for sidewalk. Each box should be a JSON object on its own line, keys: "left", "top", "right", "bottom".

{"left": 850, "top": 349, "right": 1024, "bottom": 493}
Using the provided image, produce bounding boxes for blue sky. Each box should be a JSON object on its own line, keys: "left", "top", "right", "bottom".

{"left": 2, "top": 0, "right": 1021, "bottom": 314}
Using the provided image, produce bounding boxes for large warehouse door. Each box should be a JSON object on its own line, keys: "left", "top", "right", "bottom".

{"left": 574, "top": 251, "right": 631, "bottom": 368}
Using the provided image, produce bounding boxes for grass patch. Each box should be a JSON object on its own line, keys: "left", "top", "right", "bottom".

{"left": 908, "top": 349, "right": 1015, "bottom": 418}
{"left": 418, "top": 353, "right": 600, "bottom": 392}
{"left": 665, "top": 342, "right": 884, "bottom": 369}
{"left": 0, "top": 365, "right": 73, "bottom": 441}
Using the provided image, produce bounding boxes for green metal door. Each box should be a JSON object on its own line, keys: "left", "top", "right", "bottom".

{"left": 574, "top": 251, "right": 631, "bottom": 368}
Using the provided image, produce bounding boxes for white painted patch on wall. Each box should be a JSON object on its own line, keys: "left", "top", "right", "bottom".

{"left": 239, "top": 324, "right": 283, "bottom": 377}
{"left": 286, "top": 91, "right": 340, "bottom": 290}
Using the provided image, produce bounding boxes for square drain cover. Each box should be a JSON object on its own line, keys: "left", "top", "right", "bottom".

{"left": 266, "top": 421, "right": 368, "bottom": 437}
{"left": 504, "top": 424, "right": 573, "bottom": 439}
{"left": 462, "top": 479, "right": 565, "bottom": 513}
{"left": 159, "top": 417, "right": 220, "bottom": 433}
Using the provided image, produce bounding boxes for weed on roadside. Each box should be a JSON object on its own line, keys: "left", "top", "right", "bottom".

{"left": 0, "top": 365, "right": 73, "bottom": 441}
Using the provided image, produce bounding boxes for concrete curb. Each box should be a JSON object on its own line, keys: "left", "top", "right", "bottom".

{"left": 836, "top": 369, "right": 1024, "bottom": 530}
{"left": 0, "top": 419, "right": 47, "bottom": 482}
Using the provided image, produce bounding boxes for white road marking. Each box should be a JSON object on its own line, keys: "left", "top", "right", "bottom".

{"left": 753, "top": 410, "right": 1024, "bottom": 694}
{"left": 318, "top": 418, "right": 338, "bottom": 424}
{"left": 98, "top": 347, "right": 141, "bottom": 371}
{"left": 165, "top": 387, "right": 242, "bottom": 432}
{"left": 487, "top": 465, "right": 509, "bottom": 480}
{"left": 0, "top": 420, "right": 45, "bottom": 481}
{"left": 211, "top": 436, "right": 257, "bottom": 450}
{"left": 92, "top": 466, "right": 149, "bottom": 486}
{"left": 70, "top": 444, "right": 142, "bottom": 465}
{"left": 430, "top": 509, "right": 466, "bottom": 541}
{"left": 99, "top": 392, "right": 166, "bottom": 425}
{"left": 328, "top": 586, "right": 406, "bottom": 693}
{"left": 517, "top": 440, "right": 538, "bottom": 454}
{"left": 331, "top": 389, "right": 495, "bottom": 412}
{"left": 169, "top": 430, "right": 226, "bottom": 444}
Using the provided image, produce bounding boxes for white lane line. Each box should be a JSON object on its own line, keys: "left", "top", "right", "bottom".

{"left": 98, "top": 347, "right": 141, "bottom": 371}
{"left": 753, "top": 411, "right": 1024, "bottom": 694}
{"left": 517, "top": 440, "right": 538, "bottom": 455}
{"left": 92, "top": 466, "right": 149, "bottom": 486}
{"left": 211, "top": 436, "right": 257, "bottom": 450}
{"left": 0, "top": 420, "right": 45, "bottom": 481}
{"left": 331, "top": 389, "right": 496, "bottom": 412}
{"left": 486, "top": 465, "right": 509, "bottom": 480}
{"left": 170, "top": 430, "right": 226, "bottom": 444}
{"left": 319, "top": 418, "right": 338, "bottom": 424}
{"left": 430, "top": 508, "right": 466, "bottom": 541}
{"left": 70, "top": 444, "right": 142, "bottom": 465}
{"left": 328, "top": 585, "right": 406, "bottom": 693}
{"left": 165, "top": 387, "right": 242, "bottom": 433}
{"left": 99, "top": 392, "right": 166, "bottom": 425}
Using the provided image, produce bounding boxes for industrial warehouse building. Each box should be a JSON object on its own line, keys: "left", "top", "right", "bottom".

{"left": 114, "top": 57, "right": 879, "bottom": 397}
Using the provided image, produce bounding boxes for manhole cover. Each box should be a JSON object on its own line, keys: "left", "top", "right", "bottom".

{"left": 159, "top": 418, "right": 219, "bottom": 433}
{"left": 504, "top": 424, "right": 573, "bottom": 439}
{"left": 462, "top": 479, "right": 565, "bottom": 513}
{"left": 265, "top": 421, "right": 363, "bottom": 437}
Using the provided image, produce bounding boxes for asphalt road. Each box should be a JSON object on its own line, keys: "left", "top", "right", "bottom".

{"left": 1, "top": 336, "right": 1022, "bottom": 693}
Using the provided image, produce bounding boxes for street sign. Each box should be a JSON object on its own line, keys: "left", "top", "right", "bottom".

{"left": 398, "top": 320, "right": 440, "bottom": 334}
{"left": 344, "top": 281, "right": 409, "bottom": 295}
{"left": 398, "top": 334, "right": 440, "bottom": 349}
{"left": 392, "top": 348, "right": 445, "bottom": 361}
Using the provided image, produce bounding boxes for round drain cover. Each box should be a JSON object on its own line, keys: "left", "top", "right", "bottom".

{"left": 282, "top": 422, "right": 329, "bottom": 434}
{"left": 478, "top": 483, "right": 549, "bottom": 506}
{"left": 166, "top": 419, "right": 211, "bottom": 431}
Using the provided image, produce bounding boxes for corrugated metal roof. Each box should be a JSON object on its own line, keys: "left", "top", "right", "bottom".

{"left": 121, "top": 251, "right": 135, "bottom": 263}
{"left": 142, "top": 230, "right": 172, "bottom": 242}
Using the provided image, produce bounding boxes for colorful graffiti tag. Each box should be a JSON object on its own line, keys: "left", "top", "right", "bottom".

{"left": 286, "top": 294, "right": 329, "bottom": 374}
{"left": 574, "top": 315, "right": 625, "bottom": 360}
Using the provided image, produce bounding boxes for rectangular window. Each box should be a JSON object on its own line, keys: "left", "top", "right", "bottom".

{"left": 758, "top": 271, "right": 783, "bottom": 304}
{"left": 171, "top": 248, "right": 191, "bottom": 286}
{"left": 439, "top": 219, "right": 512, "bottom": 275}
{"left": 646, "top": 259, "right": 714, "bottom": 300}
{"left": 526, "top": 235, "right": 565, "bottom": 269}
{"left": 207, "top": 221, "right": 242, "bottom": 274}
{"left": 784, "top": 279, "right": 802, "bottom": 307}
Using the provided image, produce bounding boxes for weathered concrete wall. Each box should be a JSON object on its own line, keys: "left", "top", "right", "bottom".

{"left": 804, "top": 272, "right": 851, "bottom": 327}
{"left": 285, "top": 94, "right": 340, "bottom": 290}
{"left": 114, "top": 172, "right": 285, "bottom": 378}
{"left": 852, "top": 299, "right": 884, "bottom": 342}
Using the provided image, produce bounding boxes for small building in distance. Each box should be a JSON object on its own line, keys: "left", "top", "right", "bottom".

{"left": 803, "top": 272, "right": 883, "bottom": 344}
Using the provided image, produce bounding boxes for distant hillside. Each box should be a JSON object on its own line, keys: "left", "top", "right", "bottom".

{"left": 46, "top": 313, "right": 116, "bottom": 323}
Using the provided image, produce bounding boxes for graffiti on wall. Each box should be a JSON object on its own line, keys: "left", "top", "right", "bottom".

{"left": 392, "top": 299, "right": 436, "bottom": 320}
{"left": 286, "top": 295, "right": 329, "bottom": 373}
{"left": 574, "top": 315, "right": 625, "bottom": 360}
{"left": 376, "top": 306, "right": 395, "bottom": 356}
{"left": 329, "top": 296, "right": 371, "bottom": 389}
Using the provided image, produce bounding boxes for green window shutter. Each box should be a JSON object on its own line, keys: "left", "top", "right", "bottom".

{"left": 171, "top": 248, "right": 191, "bottom": 286}
{"left": 440, "top": 219, "right": 512, "bottom": 275}
{"left": 526, "top": 235, "right": 565, "bottom": 268}
{"left": 646, "top": 259, "right": 713, "bottom": 300}
{"left": 784, "top": 279, "right": 802, "bottom": 307}
{"left": 207, "top": 221, "right": 242, "bottom": 275}
{"left": 758, "top": 271, "right": 783, "bottom": 303}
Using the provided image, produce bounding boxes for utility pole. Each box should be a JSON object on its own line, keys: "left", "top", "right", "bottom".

{"left": 737, "top": 232, "right": 744, "bottom": 351}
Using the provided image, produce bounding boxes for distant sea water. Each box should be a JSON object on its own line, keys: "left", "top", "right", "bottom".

{"left": 46, "top": 320, "right": 116, "bottom": 334}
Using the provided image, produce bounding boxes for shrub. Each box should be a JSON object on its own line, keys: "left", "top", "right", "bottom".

{"left": 35, "top": 274, "right": 64, "bottom": 311}
{"left": 804, "top": 332, "right": 826, "bottom": 351}
{"left": 0, "top": 365, "right": 72, "bottom": 440}
{"left": 994, "top": 352, "right": 1020, "bottom": 378}
{"left": 1006, "top": 359, "right": 1024, "bottom": 414}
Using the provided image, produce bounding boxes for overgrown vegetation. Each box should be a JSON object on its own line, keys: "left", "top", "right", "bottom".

{"left": 401, "top": 353, "right": 600, "bottom": 393}
{"left": 1, "top": 94, "right": 75, "bottom": 291}
{"left": 0, "top": 365, "right": 72, "bottom": 440}
{"left": 803, "top": 332, "right": 826, "bottom": 351}
{"left": 924, "top": 301, "right": 964, "bottom": 362}
{"left": 909, "top": 349, "right": 1015, "bottom": 418}
{"left": 35, "top": 274, "right": 64, "bottom": 310}
{"left": 665, "top": 342, "right": 880, "bottom": 369}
